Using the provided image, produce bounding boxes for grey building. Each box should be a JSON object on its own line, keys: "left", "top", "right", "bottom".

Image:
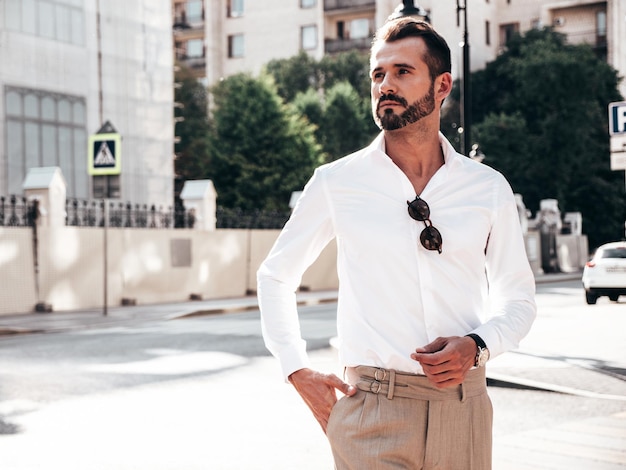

{"left": 1, "top": 0, "right": 175, "bottom": 209}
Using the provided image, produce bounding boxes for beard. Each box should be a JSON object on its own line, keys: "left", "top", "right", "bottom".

{"left": 374, "top": 81, "right": 436, "bottom": 131}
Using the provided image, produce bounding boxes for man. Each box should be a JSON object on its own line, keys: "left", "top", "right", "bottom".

{"left": 257, "top": 18, "right": 536, "bottom": 469}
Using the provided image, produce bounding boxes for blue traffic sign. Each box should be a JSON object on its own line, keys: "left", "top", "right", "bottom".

{"left": 609, "top": 101, "right": 626, "bottom": 135}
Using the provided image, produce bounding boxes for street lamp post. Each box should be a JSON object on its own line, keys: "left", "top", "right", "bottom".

{"left": 457, "top": 0, "right": 471, "bottom": 155}
{"left": 388, "top": 0, "right": 431, "bottom": 22}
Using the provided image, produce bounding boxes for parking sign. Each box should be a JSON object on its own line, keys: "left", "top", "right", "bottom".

{"left": 609, "top": 101, "right": 626, "bottom": 135}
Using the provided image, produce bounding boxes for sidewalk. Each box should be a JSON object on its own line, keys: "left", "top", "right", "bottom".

{"left": 0, "top": 272, "right": 580, "bottom": 336}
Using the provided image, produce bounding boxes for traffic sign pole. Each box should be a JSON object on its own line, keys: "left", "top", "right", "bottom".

{"left": 608, "top": 102, "right": 626, "bottom": 191}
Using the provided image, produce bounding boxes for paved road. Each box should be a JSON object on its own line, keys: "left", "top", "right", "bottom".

{"left": 0, "top": 277, "right": 624, "bottom": 469}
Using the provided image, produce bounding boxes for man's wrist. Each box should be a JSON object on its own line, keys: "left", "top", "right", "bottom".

{"left": 465, "top": 333, "right": 490, "bottom": 367}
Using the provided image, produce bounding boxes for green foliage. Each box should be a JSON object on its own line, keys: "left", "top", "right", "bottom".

{"left": 173, "top": 65, "right": 213, "bottom": 191}
{"left": 209, "top": 73, "right": 322, "bottom": 211}
{"left": 319, "top": 50, "right": 372, "bottom": 98}
{"left": 266, "top": 50, "right": 371, "bottom": 103}
{"left": 321, "top": 81, "right": 373, "bottom": 161}
{"left": 461, "top": 28, "right": 625, "bottom": 248}
{"left": 267, "top": 52, "right": 378, "bottom": 163}
{"left": 265, "top": 51, "right": 321, "bottom": 103}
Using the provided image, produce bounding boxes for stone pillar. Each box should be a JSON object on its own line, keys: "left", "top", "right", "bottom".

{"left": 563, "top": 212, "right": 582, "bottom": 235}
{"left": 180, "top": 180, "right": 217, "bottom": 231}
{"left": 514, "top": 193, "right": 530, "bottom": 235}
{"left": 22, "top": 167, "right": 67, "bottom": 227}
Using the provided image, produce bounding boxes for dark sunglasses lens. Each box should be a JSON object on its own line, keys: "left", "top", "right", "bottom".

{"left": 407, "top": 198, "right": 430, "bottom": 221}
{"left": 420, "top": 225, "right": 443, "bottom": 253}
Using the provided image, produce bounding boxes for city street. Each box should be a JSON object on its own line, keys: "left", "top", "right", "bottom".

{"left": 0, "top": 280, "right": 624, "bottom": 469}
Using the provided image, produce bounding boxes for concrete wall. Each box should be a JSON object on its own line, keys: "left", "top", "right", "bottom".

{"left": 0, "top": 226, "right": 338, "bottom": 316}
{"left": 0, "top": 225, "right": 586, "bottom": 316}
{"left": 0, "top": 228, "right": 38, "bottom": 314}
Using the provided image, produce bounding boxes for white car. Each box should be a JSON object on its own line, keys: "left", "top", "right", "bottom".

{"left": 582, "top": 241, "right": 626, "bottom": 304}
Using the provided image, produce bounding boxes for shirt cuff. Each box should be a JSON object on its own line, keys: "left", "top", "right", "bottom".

{"left": 277, "top": 343, "right": 312, "bottom": 382}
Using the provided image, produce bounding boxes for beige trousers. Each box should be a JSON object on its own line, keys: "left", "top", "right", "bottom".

{"left": 326, "top": 366, "right": 493, "bottom": 470}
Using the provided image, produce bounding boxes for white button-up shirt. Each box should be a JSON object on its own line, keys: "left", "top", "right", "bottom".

{"left": 258, "top": 132, "right": 537, "bottom": 379}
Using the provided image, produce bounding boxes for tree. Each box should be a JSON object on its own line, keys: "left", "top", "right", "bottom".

{"left": 320, "top": 81, "right": 375, "bottom": 161}
{"left": 267, "top": 52, "right": 378, "bottom": 163}
{"left": 173, "top": 65, "right": 213, "bottom": 193}
{"left": 319, "top": 50, "right": 371, "bottom": 98}
{"left": 266, "top": 50, "right": 371, "bottom": 103}
{"left": 292, "top": 88, "right": 325, "bottom": 156}
{"left": 265, "top": 51, "right": 321, "bottom": 103}
{"left": 456, "top": 28, "right": 625, "bottom": 249}
{"left": 209, "top": 73, "right": 322, "bottom": 211}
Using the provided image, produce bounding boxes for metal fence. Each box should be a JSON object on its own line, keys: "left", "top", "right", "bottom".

{"left": 216, "top": 207, "right": 290, "bottom": 229}
{"left": 0, "top": 196, "right": 38, "bottom": 227}
{"left": 65, "top": 199, "right": 195, "bottom": 229}
{"left": 0, "top": 195, "right": 289, "bottom": 230}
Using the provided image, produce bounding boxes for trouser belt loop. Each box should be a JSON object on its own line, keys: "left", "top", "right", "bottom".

{"left": 387, "top": 369, "right": 396, "bottom": 400}
{"left": 460, "top": 382, "right": 466, "bottom": 403}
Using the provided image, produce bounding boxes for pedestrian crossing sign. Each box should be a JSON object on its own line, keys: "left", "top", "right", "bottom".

{"left": 88, "top": 132, "right": 121, "bottom": 175}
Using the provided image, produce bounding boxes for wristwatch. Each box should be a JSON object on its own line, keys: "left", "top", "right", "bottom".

{"left": 466, "top": 333, "right": 490, "bottom": 367}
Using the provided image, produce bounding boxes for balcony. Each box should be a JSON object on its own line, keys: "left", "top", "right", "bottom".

{"left": 324, "top": 0, "right": 375, "bottom": 11}
{"left": 325, "top": 36, "right": 372, "bottom": 54}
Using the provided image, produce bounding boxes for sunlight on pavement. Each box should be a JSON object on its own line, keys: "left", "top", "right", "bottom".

{"left": 84, "top": 351, "right": 248, "bottom": 375}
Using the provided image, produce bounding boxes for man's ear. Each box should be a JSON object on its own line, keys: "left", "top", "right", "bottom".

{"left": 436, "top": 72, "right": 453, "bottom": 102}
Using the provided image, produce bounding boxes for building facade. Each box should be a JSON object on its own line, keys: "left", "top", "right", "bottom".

{"left": 1, "top": 0, "right": 175, "bottom": 208}
{"left": 173, "top": 0, "right": 624, "bottom": 98}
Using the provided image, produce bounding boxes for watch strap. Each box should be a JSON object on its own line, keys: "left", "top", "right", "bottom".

{"left": 465, "top": 333, "right": 487, "bottom": 350}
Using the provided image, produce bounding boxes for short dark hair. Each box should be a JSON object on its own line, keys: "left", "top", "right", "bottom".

{"left": 372, "top": 18, "right": 452, "bottom": 81}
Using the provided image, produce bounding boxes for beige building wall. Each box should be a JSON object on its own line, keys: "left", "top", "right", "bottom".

{"left": 205, "top": 0, "right": 324, "bottom": 85}
{"left": 199, "top": 0, "right": 623, "bottom": 98}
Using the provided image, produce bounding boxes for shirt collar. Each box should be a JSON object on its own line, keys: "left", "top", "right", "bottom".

{"left": 370, "top": 131, "right": 463, "bottom": 170}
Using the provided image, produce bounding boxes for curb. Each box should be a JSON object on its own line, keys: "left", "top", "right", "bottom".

{"left": 487, "top": 372, "right": 626, "bottom": 401}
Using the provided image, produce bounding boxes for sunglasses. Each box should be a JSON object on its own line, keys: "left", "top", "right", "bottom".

{"left": 407, "top": 196, "right": 443, "bottom": 254}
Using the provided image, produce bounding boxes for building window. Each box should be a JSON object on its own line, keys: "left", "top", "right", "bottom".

{"left": 350, "top": 19, "right": 370, "bottom": 39}
{"left": 228, "top": 34, "right": 244, "bottom": 58}
{"left": 186, "top": 0, "right": 203, "bottom": 23}
{"left": 3, "top": 0, "right": 85, "bottom": 46}
{"left": 186, "top": 39, "right": 204, "bottom": 58}
{"left": 597, "top": 11, "right": 607, "bottom": 38}
{"left": 485, "top": 20, "right": 490, "bottom": 46}
{"left": 301, "top": 25, "right": 318, "bottom": 50}
{"left": 4, "top": 86, "right": 88, "bottom": 198}
{"left": 301, "top": 0, "right": 316, "bottom": 8}
{"left": 499, "top": 23, "right": 519, "bottom": 46}
{"left": 227, "top": 0, "right": 244, "bottom": 18}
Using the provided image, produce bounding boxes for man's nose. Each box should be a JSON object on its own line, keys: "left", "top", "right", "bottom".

{"left": 379, "top": 74, "right": 396, "bottom": 95}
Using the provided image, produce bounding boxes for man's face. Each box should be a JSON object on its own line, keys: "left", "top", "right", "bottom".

{"left": 370, "top": 37, "right": 437, "bottom": 131}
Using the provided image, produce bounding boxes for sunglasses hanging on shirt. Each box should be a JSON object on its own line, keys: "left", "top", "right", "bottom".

{"left": 407, "top": 196, "right": 443, "bottom": 254}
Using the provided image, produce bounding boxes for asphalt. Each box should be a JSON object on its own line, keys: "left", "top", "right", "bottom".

{"left": 0, "top": 272, "right": 620, "bottom": 392}
{"left": 0, "top": 271, "right": 623, "bottom": 398}
{"left": 1, "top": 271, "right": 625, "bottom": 468}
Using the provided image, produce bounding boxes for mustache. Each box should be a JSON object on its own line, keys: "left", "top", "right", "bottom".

{"left": 377, "top": 93, "right": 408, "bottom": 109}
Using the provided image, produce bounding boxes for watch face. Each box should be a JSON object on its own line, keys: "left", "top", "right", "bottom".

{"left": 477, "top": 348, "right": 490, "bottom": 367}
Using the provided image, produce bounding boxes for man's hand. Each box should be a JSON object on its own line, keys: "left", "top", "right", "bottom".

{"left": 411, "top": 336, "right": 476, "bottom": 388}
{"left": 288, "top": 368, "right": 356, "bottom": 433}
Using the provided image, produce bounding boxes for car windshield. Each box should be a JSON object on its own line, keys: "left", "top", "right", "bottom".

{"left": 601, "top": 248, "right": 626, "bottom": 259}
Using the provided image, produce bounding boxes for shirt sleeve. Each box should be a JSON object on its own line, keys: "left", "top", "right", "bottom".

{"left": 257, "top": 167, "right": 336, "bottom": 380}
{"left": 472, "top": 176, "right": 537, "bottom": 358}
